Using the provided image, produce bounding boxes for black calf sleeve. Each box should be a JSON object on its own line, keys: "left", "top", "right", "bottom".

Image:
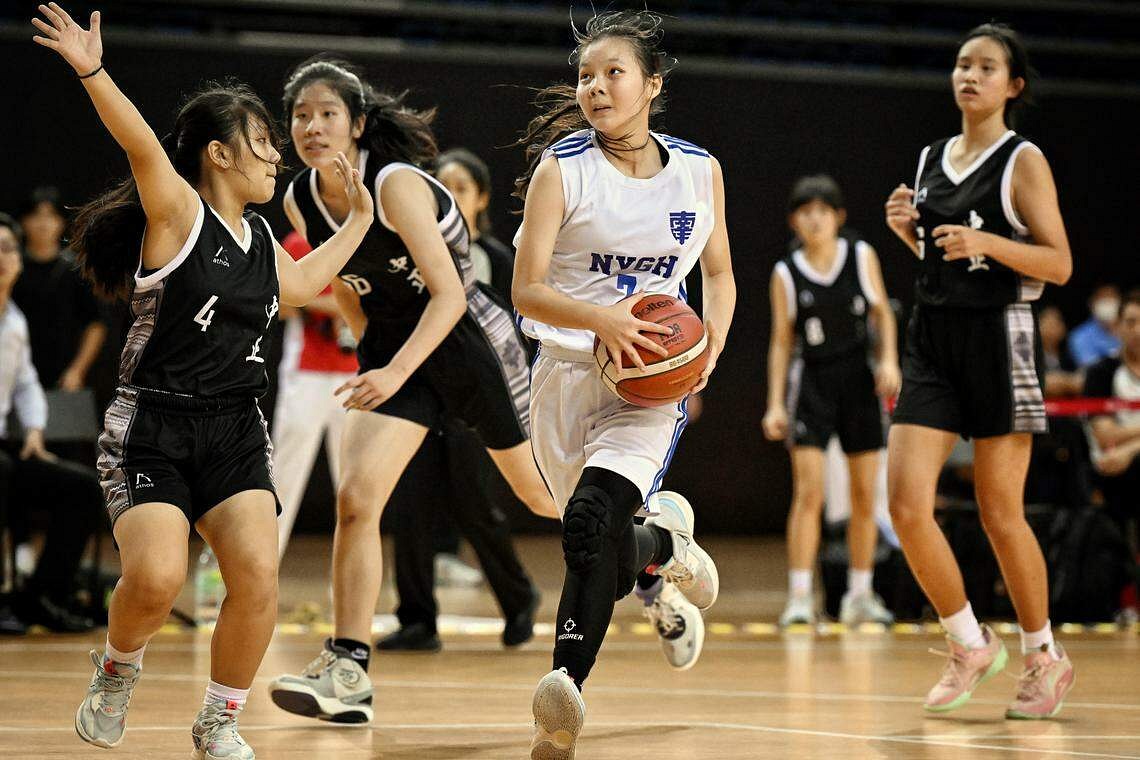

{"left": 553, "top": 467, "right": 642, "bottom": 686}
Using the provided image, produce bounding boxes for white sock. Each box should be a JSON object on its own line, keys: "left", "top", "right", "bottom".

{"left": 847, "top": 568, "right": 873, "bottom": 596}
{"left": 105, "top": 639, "right": 145, "bottom": 668}
{"left": 789, "top": 569, "right": 813, "bottom": 597}
{"left": 939, "top": 603, "right": 987, "bottom": 649}
{"left": 1021, "top": 621, "right": 1060, "bottom": 660}
{"left": 204, "top": 680, "right": 249, "bottom": 710}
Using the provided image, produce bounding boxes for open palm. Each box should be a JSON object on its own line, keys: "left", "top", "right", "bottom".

{"left": 32, "top": 3, "right": 102, "bottom": 75}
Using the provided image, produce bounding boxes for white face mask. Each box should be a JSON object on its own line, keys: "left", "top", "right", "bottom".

{"left": 1093, "top": 298, "right": 1120, "bottom": 323}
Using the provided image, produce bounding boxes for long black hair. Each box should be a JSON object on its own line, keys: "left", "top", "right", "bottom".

{"left": 513, "top": 10, "right": 673, "bottom": 202}
{"left": 435, "top": 148, "right": 493, "bottom": 234}
{"left": 283, "top": 56, "right": 438, "bottom": 168}
{"left": 72, "top": 82, "right": 280, "bottom": 300}
{"left": 959, "top": 22, "right": 1036, "bottom": 127}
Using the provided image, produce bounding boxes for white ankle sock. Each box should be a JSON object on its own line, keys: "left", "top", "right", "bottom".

{"left": 789, "top": 569, "right": 813, "bottom": 597}
{"left": 1020, "top": 621, "right": 1060, "bottom": 660}
{"left": 847, "top": 568, "right": 873, "bottom": 596}
{"left": 204, "top": 680, "right": 249, "bottom": 710}
{"left": 105, "top": 639, "right": 145, "bottom": 667}
{"left": 939, "top": 603, "right": 986, "bottom": 649}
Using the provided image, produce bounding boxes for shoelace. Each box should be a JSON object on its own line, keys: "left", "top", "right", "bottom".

{"left": 88, "top": 652, "right": 136, "bottom": 715}
{"left": 927, "top": 647, "right": 968, "bottom": 689}
{"left": 196, "top": 703, "right": 245, "bottom": 746}
{"left": 1005, "top": 663, "right": 1048, "bottom": 701}
{"left": 301, "top": 649, "right": 337, "bottom": 678}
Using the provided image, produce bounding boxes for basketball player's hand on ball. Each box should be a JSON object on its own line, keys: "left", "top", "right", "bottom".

{"left": 932, "top": 225, "right": 986, "bottom": 261}
{"left": 884, "top": 184, "right": 919, "bottom": 240}
{"left": 335, "top": 366, "right": 406, "bottom": 411}
{"left": 874, "top": 361, "right": 902, "bottom": 399}
{"left": 689, "top": 325, "right": 722, "bottom": 394}
{"left": 334, "top": 152, "right": 373, "bottom": 228}
{"left": 761, "top": 405, "right": 788, "bottom": 441}
{"left": 31, "top": 3, "right": 102, "bottom": 76}
{"left": 593, "top": 293, "right": 670, "bottom": 371}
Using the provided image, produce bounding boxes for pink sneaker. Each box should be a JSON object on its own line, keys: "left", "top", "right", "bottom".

{"left": 1005, "top": 643, "right": 1075, "bottom": 720}
{"left": 923, "top": 624, "right": 1008, "bottom": 712}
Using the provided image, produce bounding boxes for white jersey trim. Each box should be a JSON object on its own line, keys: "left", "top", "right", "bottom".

{"left": 940, "top": 130, "right": 1016, "bottom": 186}
{"left": 792, "top": 238, "right": 849, "bottom": 287}
{"left": 374, "top": 161, "right": 463, "bottom": 237}
{"left": 258, "top": 216, "right": 281, "bottom": 285}
{"left": 206, "top": 202, "right": 253, "bottom": 253}
{"left": 773, "top": 261, "right": 797, "bottom": 322}
{"left": 913, "top": 145, "right": 932, "bottom": 193}
{"left": 134, "top": 199, "right": 206, "bottom": 291}
{"left": 854, "top": 241, "right": 880, "bottom": 307}
{"left": 1000, "top": 141, "right": 1039, "bottom": 237}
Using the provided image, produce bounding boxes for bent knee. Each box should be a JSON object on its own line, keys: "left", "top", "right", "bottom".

{"left": 562, "top": 485, "right": 618, "bottom": 574}
{"left": 336, "top": 483, "right": 383, "bottom": 525}
{"left": 122, "top": 566, "right": 184, "bottom": 608}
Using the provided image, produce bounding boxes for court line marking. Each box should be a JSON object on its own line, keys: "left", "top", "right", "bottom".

{"left": 3, "top": 669, "right": 1139, "bottom": 713}
{"left": 1, "top": 720, "right": 1137, "bottom": 758}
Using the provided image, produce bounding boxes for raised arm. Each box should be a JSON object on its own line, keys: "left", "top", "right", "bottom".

{"left": 274, "top": 153, "right": 372, "bottom": 306}
{"left": 33, "top": 4, "right": 198, "bottom": 261}
{"left": 690, "top": 157, "right": 735, "bottom": 394}
{"left": 512, "top": 156, "right": 668, "bottom": 370}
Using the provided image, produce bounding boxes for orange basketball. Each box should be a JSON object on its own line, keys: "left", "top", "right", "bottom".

{"left": 593, "top": 294, "right": 709, "bottom": 407}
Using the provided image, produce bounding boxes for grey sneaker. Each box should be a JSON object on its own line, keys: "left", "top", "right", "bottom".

{"left": 268, "top": 639, "right": 373, "bottom": 723}
{"left": 74, "top": 650, "right": 140, "bottom": 748}
{"left": 643, "top": 581, "right": 705, "bottom": 671}
{"left": 779, "top": 594, "right": 816, "bottom": 627}
{"left": 839, "top": 590, "right": 895, "bottom": 626}
{"left": 191, "top": 699, "right": 254, "bottom": 759}
{"left": 530, "top": 668, "right": 585, "bottom": 760}
{"left": 645, "top": 491, "right": 719, "bottom": 610}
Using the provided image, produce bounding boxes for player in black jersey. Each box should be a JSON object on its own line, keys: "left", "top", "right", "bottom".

{"left": 763, "top": 176, "right": 899, "bottom": 628}
{"left": 266, "top": 58, "right": 557, "bottom": 724}
{"left": 34, "top": 6, "right": 374, "bottom": 757}
{"left": 884, "top": 24, "right": 1074, "bottom": 719}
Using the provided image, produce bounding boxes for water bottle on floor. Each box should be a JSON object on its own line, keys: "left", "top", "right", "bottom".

{"left": 194, "top": 547, "right": 225, "bottom": 626}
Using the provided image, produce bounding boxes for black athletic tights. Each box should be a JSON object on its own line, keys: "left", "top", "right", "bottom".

{"left": 552, "top": 467, "right": 671, "bottom": 688}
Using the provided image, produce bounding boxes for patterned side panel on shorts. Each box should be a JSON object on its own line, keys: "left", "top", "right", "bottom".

{"left": 467, "top": 289, "right": 531, "bottom": 435}
{"left": 255, "top": 402, "right": 278, "bottom": 492}
{"left": 118, "top": 282, "right": 164, "bottom": 386}
{"left": 785, "top": 356, "right": 806, "bottom": 447}
{"left": 1006, "top": 303, "right": 1047, "bottom": 433}
{"left": 97, "top": 389, "right": 140, "bottom": 524}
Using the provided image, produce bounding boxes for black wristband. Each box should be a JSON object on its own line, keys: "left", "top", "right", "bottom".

{"left": 78, "top": 63, "right": 103, "bottom": 79}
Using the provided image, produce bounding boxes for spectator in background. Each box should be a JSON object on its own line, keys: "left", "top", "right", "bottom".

{"left": 272, "top": 231, "right": 358, "bottom": 558}
{"left": 12, "top": 186, "right": 106, "bottom": 391}
{"left": 1039, "top": 304, "right": 1083, "bottom": 397}
{"left": 1084, "top": 290, "right": 1140, "bottom": 540}
{"left": 1068, "top": 284, "right": 1121, "bottom": 369}
{"left": 0, "top": 213, "right": 99, "bottom": 633}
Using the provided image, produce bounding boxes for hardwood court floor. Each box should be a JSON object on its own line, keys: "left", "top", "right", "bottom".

{"left": 2, "top": 536, "right": 1138, "bottom": 759}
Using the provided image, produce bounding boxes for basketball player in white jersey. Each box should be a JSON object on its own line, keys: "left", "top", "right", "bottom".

{"left": 512, "top": 11, "right": 736, "bottom": 758}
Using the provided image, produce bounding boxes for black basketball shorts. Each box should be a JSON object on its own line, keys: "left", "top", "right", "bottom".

{"left": 892, "top": 302, "right": 1047, "bottom": 439}
{"left": 97, "top": 387, "right": 279, "bottom": 526}
{"left": 787, "top": 351, "right": 885, "bottom": 454}
{"left": 364, "top": 291, "right": 531, "bottom": 451}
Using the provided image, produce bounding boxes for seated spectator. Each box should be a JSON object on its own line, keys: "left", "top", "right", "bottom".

{"left": 1039, "top": 304, "right": 1083, "bottom": 397}
{"left": 1068, "top": 284, "right": 1121, "bottom": 369}
{"left": 0, "top": 213, "right": 100, "bottom": 633}
{"left": 13, "top": 186, "right": 106, "bottom": 391}
{"left": 1084, "top": 289, "right": 1140, "bottom": 542}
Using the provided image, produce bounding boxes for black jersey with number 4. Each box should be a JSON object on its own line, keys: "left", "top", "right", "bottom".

{"left": 286, "top": 150, "right": 473, "bottom": 367}
{"left": 119, "top": 197, "right": 280, "bottom": 398}
{"left": 912, "top": 130, "right": 1044, "bottom": 309}
{"left": 774, "top": 237, "right": 877, "bottom": 363}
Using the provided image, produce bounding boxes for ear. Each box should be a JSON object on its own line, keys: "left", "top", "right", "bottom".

{"left": 1008, "top": 76, "right": 1025, "bottom": 100}
{"left": 475, "top": 190, "right": 490, "bottom": 214}
{"left": 837, "top": 208, "right": 848, "bottom": 228}
{"left": 648, "top": 73, "right": 663, "bottom": 100}
{"left": 206, "top": 140, "right": 232, "bottom": 170}
{"left": 351, "top": 113, "right": 366, "bottom": 140}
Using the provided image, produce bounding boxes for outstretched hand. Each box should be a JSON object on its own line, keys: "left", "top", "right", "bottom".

{"left": 332, "top": 152, "right": 374, "bottom": 225}
{"left": 32, "top": 3, "right": 102, "bottom": 76}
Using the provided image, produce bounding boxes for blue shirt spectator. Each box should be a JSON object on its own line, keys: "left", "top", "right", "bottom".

{"left": 1069, "top": 284, "right": 1122, "bottom": 368}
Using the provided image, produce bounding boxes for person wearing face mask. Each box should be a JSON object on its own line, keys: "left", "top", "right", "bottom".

{"left": 1068, "top": 284, "right": 1122, "bottom": 368}
{"left": 12, "top": 186, "right": 107, "bottom": 392}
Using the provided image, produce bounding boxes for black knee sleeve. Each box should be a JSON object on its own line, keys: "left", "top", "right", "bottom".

{"left": 562, "top": 485, "right": 615, "bottom": 575}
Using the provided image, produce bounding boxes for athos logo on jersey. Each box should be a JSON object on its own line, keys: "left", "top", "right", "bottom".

{"left": 134, "top": 473, "right": 154, "bottom": 488}
{"left": 799, "top": 290, "right": 815, "bottom": 308}
{"left": 669, "top": 211, "right": 697, "bottom": 244}
{"left": 851, "top": 295, "right": 866, "bottom": 316}
{"left": 211, "top": 246, "right": 231, "bottom": 268}
{"left": 388, "top": 256, "right": 426, "bottom": 293}
{"left": 588, "top": 252, "right": 678, "bottom": 278}
{"left": 965, "top": 210, "right": 990, "bottom": 272}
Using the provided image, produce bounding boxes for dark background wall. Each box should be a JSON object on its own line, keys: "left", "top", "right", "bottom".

{"left": 3, "top": 36, "right": 1138, "bottom": 533}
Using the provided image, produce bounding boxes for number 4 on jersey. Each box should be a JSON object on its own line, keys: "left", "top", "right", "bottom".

{"left": 194, "top": 295, "right": 219, "bottom": 332}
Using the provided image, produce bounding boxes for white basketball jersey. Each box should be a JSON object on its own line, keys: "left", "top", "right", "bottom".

{"left": 513, "top": 129, "right": 715, "bottom": 353}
